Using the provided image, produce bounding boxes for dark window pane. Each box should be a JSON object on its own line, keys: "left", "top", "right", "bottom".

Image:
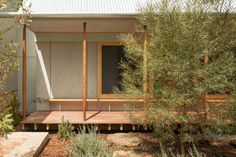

{"left": 102, "top": 46, "right": 124, "bottom": 94}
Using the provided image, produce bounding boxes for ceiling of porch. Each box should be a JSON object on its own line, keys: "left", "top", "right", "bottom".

{"left": 28, "top": 18, "right": 137, "bottom": 33}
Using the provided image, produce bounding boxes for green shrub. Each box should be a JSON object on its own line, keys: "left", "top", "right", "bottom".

{"left": 58, "top": 116, "right": 74, "bottom": 139}
{"left": 5, "top": 96, "right": 21, "bottom": 126}
{"left": 0, "top": 96, "right": 19, "bottom": 138}
{"left": 69, "top": 128, "right": 111, "bottom": 157}
{"left": 0, "top": 113, "right": 14, "bottom": 139}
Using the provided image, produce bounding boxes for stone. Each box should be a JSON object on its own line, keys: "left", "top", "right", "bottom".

{"left": 112, "top": 150, "right": 144, "bottom": 157}
{"left": 229, "top": 136, "right": 236, "bottom": 148}
{"left": 220, "top": 135, "right": 236, "bottom": 146}
{"left": 0, "top": 132, "right": 48, "bottom": 157}
{"left": 229, "top": 139, "right": 236, "bottom": 148}
{"left": 107, "top": 133, "right": 143, "bottom": 147}
{"left": 113, "top": 150, "right": 128, "bottom": 157}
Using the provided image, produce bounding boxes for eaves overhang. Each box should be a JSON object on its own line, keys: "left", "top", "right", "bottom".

{"left": 0, "top": 12, "right": 137, "bottom": 18}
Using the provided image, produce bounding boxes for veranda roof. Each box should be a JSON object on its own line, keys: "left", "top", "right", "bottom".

{"left": 0, "top": 0, "right": 235, "bottom": 18}
{"left": 27, "top": 0, "right": 147, "bottom": 17}
{"left": 0, "top": 0, "right": 235, "bottom": 32}
{"left": 25, "top": 0, "right": 236, "bottom": 18}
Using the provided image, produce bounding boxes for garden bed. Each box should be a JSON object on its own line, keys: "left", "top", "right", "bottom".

{"left": 39, "top": 133, "right": 236, "bottom": 157}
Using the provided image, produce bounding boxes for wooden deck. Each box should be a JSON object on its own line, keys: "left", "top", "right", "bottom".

{"left": 21, "top": 111, "right": 144, "bottom": 130}
{"left": 20, "top": 94, "right": 230, "bottom": 130}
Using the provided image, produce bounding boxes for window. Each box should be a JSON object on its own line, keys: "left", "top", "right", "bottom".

{"left": 98, "top": 43, "right": 125, "bottom": 98}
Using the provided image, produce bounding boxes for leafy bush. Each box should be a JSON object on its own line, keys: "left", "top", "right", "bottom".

{"left": 0, "top": 96, "right": 19, "bottom": 138}
{"left": 69, "top": 128, "right": 111, "bottom": 157}
{"left": 5, "top": 96, "right": 21, "bottom": 126}
{"left": 58, "top": 116, "right": 74, "bottom": 139}
{"left": 0, "top": 113, "right": 13, "bottom": 139}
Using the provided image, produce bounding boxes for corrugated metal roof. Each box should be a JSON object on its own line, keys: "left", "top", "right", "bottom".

{"left": 26, "top": 0, "right": 147, "bottom": 14}
{"left": 23, "top": 0, "right": 236, "bottom": 16}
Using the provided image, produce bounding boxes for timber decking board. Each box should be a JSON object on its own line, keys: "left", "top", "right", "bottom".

{"left": 21, "top": 111, "right": 143, "bottom": 125}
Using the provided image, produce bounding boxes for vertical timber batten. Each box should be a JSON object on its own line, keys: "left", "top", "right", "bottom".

{"left": 82, "top": 22, "right": 87, "bottom": 121}
{"left": 22, "top": 25, "right": 26, "bottom": 119}
{"left": 204, "top": 52, "right": 209, "bottom": 119}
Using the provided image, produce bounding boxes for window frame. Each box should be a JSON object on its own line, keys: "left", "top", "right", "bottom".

{"left": 97, "top": 42, "right": 125, "bottom": 99}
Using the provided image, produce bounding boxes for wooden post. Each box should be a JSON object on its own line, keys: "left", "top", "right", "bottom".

{"left": 204, "top": 52, "right": 209, "bottom": 119}
{"left": 22, "top": 25, "right": 26, "bottom": 119}
{"left": 143, "top": 28, "right": 148, "bottom": 110}
{"left": 82, "top": 22, "right": 87, "bottom": 121}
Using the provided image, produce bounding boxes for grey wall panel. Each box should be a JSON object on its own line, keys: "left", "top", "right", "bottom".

{"left": 51, "top": 42, "right": 82, "bottom": 98}
{"left": 27, "top": 58, "right": 37, "bottom": 112}
{"left": 36, "top": 43, "right": 51, "bottom": 99}
{"left": 18, "top": 28, "right": 37, "bottom": 112}
{"left": 87, "top": 43, "right": 97, "bottom": 98}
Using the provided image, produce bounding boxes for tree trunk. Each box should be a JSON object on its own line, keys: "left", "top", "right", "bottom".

{"left": 173, "top": 124, "right": 185, "bottom": 156}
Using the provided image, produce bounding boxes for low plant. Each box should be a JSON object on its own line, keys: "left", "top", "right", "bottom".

{"left": 188, "top": 144, "right": 205, "bottom": 157}
{"left": 69, "top": 128, "right": 111, "bottom": 157}
{"left": 0, "top": 113, "right": 13, "bottom": 139}
{"left": 159, "top": 144, "right": 205, "bottom": 157}
{"left": 5, "top": 96, "right": 21, "bottom": 126}
{"left": 0, "top": 96, "right": 19, "bottom": 138}
{"left": 58, "top": 116, "right": 74, "bottom": 139}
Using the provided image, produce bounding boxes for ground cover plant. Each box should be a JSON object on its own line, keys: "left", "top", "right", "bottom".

{"left": 69, "top": 128, "right": 111, "bottom": 157}
{"left": 58, "top": 116, "right": 75, "bottom": 139}
{"left": 159, "top": 144, "right": 205, "bottom": 157}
